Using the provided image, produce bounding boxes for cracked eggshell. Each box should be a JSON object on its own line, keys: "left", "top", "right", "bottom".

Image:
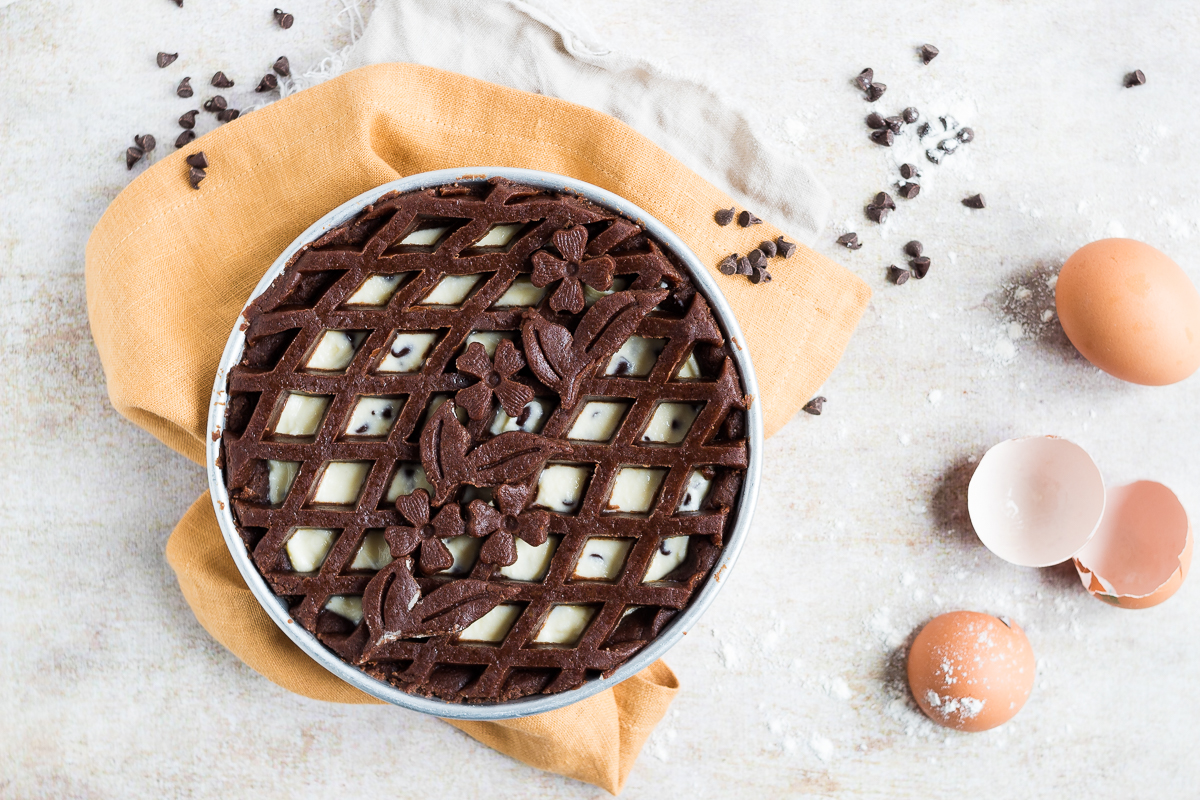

{"left": 907, "top": 611, "right": 1036, "bottom": 732}
{"left": 968, "top": 436, "right": 1106, "bottom": 567}
{"left": 1074, "top": 481, "right": 1193, "bottom": 609}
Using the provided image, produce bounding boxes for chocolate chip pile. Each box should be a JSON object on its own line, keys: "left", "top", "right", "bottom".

{"left": 711, "top": 206, "right": 796, "bottom": 285}
{"left": 221, "top": 177, "right": 750, "bottom": 703}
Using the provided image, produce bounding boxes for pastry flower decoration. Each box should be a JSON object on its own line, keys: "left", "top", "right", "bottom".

{"left": 467, "top": 483, "right": 550, "bottom": 566}
{"left": 531, "top": 224, "right": 617, "bottom": 314}
{"left": 387, "top": 489, "right": 465, "bottom": 575}
{"left": 455, "top": 339, "right": 535, "bottom": 420}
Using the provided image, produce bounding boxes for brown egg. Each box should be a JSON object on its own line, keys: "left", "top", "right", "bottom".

{"left": 907, "top": 611, "right": 1036, "bottom": 732}
{"left": 1056, "top": 238, "right": 1200, "bottom": 385}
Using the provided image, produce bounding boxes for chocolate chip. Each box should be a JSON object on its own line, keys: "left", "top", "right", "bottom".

{"left": 156, "top": 52, "right": 178, "bottom": 68}
{"left": 738, "top": 210, "right": 762, "bottom": 227}
{"left": 917, "top": 122, "right": 932, "bottom": 138}
{"left": 910, "top": 256, "right": 931, "bottom": 279}
{"left": 962, "top": 193, "right": 986, "bottom": 209}
{"left": 134, "top": 134, "right": 156, "bottom": 152}
{"left": 854, "top": 68, "right": 874, "bottom": 91}
{"left": 802, "top": 396, "right": 826, "bottom": 415}
{"left": 748, "top": 248, "right": 767, "bottom": 268}
{"left": 204, "top": 95, "right": 227, "bottom": 112}
{"left": 256, "top": 73, "right": 279, "bottom": 92}
{"left": 920, "top": 44, "right": 939, "bottom": 64}
{"left": 904, "top": 240, "right": 923, "bottom": 258}
{"left": 211, "top": 71, "right": 234, "bottom": 88}
{"left": 177, "top": 110, "right": 197, "bottom": 129}
{"left": 188, "top": 166, "right": 206, "bottom": 190}
{"left": 873, "top": 192, "right": 896, "bottom": 210}
{"left": 888, "top": 265, "right": 910, "bottom": 284}
{"left": 749, "top": 265, "right": 771, "bottom": 284}
{"left": 939, "top": 115, "right": 958, "bottom": 132}
{"left": 355, "top": 424, "right": 369, "bottom": 434}
{"left": 274, "top": 8, "right": 295, "bottom": 28}
{"left": 515, "top": 405, "right": 533, "bottom": 428}
{"left": 185, "top": 151, "right": 208, "bottom": 169}
{"left": 1125, "top": 69, "right": 1146, "bottom": 88}
{"left": 735, "top": 257, "right": 753, "bottom": 276}
{"left": 273, "top": 56, "right": 291, "bottom": 77}
{"left": 884, "top": 116, "right": 903, "bottom": 133}
{"left": 718, "top": 254, "right": 738, "bottom": 275}
{"left": 938, "top": 137, "right": 959, "bottom": 153}
{"left": 925, "top": 148, "right": 943, "bottom": 165}
{"left": 836, "top": 232, "right": 859, "bottom": 248}
{"left": 175, "top": 130, "right": 196, "bottom": 148}
{"left": 900, "top": 163, "right": 919, "bottom": 180}
{"left": 898, "top": 182, "right": 921, "bottom": 200}
{"left": 957, "top": 127, "right": 975, "bottom": 143}
{"left": 902, "top": 107, "right": 919, "bottom": 124}
{"left": 714, "top": 207, "right": 735, "bottom": 226}
{"left": 176, "top": 77, "right": 193, "bottom": 97}
{"left": 775, "top": 237, "right": 797, "bottom": 258}
{"left": 125, "top": 146, "right": 143, "bottom": 170}
{"left": 216, "top": 108, "right": 240, "bottom": 122}
{"left": 866, "top": 205, "right": 889, "bottom": 224}
{"left": 870, "top": 129, "right": 894, "bottom": 147}
{"left": 172, "top": 0, "right": 182, "bottom": 6}
{"left": 865, "top": 83, "right": 887, "bottom": 102}
{"left": 759, "top": 239, "right": 777, "bottom": 258}
{"left": 866, "top": 112, "right": 887, "bottom": 129}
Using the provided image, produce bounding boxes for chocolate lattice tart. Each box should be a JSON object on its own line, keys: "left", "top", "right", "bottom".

{"left": 221, "top": 177, "right": 750, "bottom": 703}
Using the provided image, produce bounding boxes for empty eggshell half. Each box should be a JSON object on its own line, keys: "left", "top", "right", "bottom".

{"left": 967, "top": 436, "right": 1106, "bottom": 567}
{"left": 1073, "top": 481, "right": 1193, "bottom": 609}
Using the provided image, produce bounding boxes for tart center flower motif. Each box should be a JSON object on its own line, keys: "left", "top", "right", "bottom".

{"left": 387, "top": 489, "right": 465, "bottom": 575}
{"left": 455, "top": 339, "right": 534, "bottom": 420}
{"left": 467, "top": 483, "right": 550, "bottom": 567}
{"left": 531, "top": 224, "right": 617, "bottom": 314}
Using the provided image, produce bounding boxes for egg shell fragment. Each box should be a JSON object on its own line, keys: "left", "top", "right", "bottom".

{"left": 907, "top": 611, "right": 1036, "bottom": 732}
{"left": 1074, "top": 481, "right": 1193, "bottom": 609}
{"left": 1055, "top": 238, "right": 1200, "bottom": 386}
{"left": 968, "top": 436, "right": 1106, "bottom": 567}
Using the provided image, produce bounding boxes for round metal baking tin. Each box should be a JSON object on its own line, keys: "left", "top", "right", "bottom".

{"left": 205, "top": 167, "right": 763, "bottom": 720}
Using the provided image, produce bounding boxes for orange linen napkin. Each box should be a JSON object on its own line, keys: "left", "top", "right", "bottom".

{"left": 85, "top": 63, "right": 870, "bottom": 794}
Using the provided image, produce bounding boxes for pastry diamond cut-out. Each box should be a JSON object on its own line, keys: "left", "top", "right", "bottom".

{"left": 377, "top": 331, "right": 440, "bottom": 373}
{"left": 605, "top": 336, "right": 665, "bottom": 377}
{"left": 641, "top": 402, "right": 703, "bottom": 444}
{"left": 534, "top": 464, "right": 592, "bottom": 514}
{"left": 345, "top": 272, "right": 409, "bottom": 306}
{"left": 567, "top": 401, "right": 629, "bottom": 442}
{"left": 573, "top": 538, "right": 634, "bottom": 581}
{"left": 312, "top": 461, "right": 371, "bottom": 506}
{"left": 273, "top": 393, "right": 330, "bottom": 437}
{"left": 533, "top": 604, "right": 598, "bottom": 646}
{"left": 305, "top": 330, "right": 366, "bottom": 372}
{"left": 344, "top": 396, "right": 402, "bottom": 437}
{"left": 420, "top": 274, "right": 486, "bottom": 306}
{"left": 607, "top": 467, "right": 667, "bottom": 514}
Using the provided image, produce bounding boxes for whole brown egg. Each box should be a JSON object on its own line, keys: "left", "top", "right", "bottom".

{"left": 1055, "top": 239, "right": 1200, "bottom": 385}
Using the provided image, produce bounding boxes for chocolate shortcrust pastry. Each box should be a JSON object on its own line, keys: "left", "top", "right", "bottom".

{"left": 222, "top": 177, "right": 750, "bottom": 703}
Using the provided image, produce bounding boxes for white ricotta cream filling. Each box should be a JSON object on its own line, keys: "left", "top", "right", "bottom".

{"left": 386, "top": 463, "right": 433, "bottom": 502}
{"left": 274, "top": 393, "right": 330, "bottom": 437}
{"left": 286, "top": 527, "right": 336, "bottom": 573}
{"left": 344, "top": 396, "right": 401, "bottom": 437}
{"left": 567, "top": 401, "right": 628, "bottom": 441}
{"left": 607, "top": 467, "right": 666, "bottom": 514}
{"left": 641, "top": 403, "right": 702, "bottom": 444}
{"left": 643, "top": 535, "right": 689, "bottom": 582}
{"left": 605, "top": 336, "right": 665, "bottom": 377}
{"left": 345, "top": 273, "right": 406, "bottom": 306}
{"left": 573, "top": 538, "right": 633, "bottom": 581}
{"left": 377, "top": 331, "right": 438, "bottom": 373}
{"left": 493, "top": 276, "right": 547, "bottom": 307}
{"left": 458, "top": 603, "right": 523, "bottom": 643}
{"left": 490, "top": 398, "right": 551, "bottom": 435}
{"left": 421, "top": 274, "right": 483, "bottom": 306}
{"left": 498, "top": 536, "right": 559, "bottom": 582}
{"left": 350, "top": 530, "right": 392, "bottom": 571}
{"left": 677, "top": 469, "right": 714, "bottom": 512}
{"left": 324, "top": 595, "right": 363, "bottom": 624}
{"left": 267, "top": 460, "right": 299, "bottom": 505}
{"left": 533, "top": 604, "right": 597, "bottom": 646}
{"left": 312, "top": 461, "right": 371, "bottom": 505}
{"left": 534, "top": 464, "right": 591, "bottom": 514}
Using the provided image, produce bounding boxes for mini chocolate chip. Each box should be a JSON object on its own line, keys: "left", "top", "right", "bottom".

{"left": 714, "top": 207, "right": 735, "bottom": 226}
{"left": 866, "top": 205, "right": 889, "bottom": 224}
{"left": 134, "top": 134, "right": 156, "bottom": 152}
{"left": 846, "top": 240, "right": 863, "bottom": 250}
{"left": 273, "top": 56, "right": 291, "bottom": 77}
{"left": 836, "top": 232, "right": 859, "bottom": 247}
{"left": 515, "top": 405, "right": 533, "bottom": 427}
{"left": 925, "top": 148, "right": 943, "bottom": 165}
{"left": 911, "top": 256, "right": 931, "bottom": 278}
{"left": 355, "top": 424, "right": 369, "bottom": 434}
{"left": 957, "top": 127, "right": 975, "bottom": 143}
{"left": 173, "top": 0, "right": 182, "bottom": 6}
{"left": 1125, "top": 69, "right": 1146, "bottom": 88}
{"left": 802, "top": 396, "right": 826, "bottom": 415}
{"left": 776, "top": 237, "right": 797, "bottom": 258}
{"left": 866, "top": 112, "right": 887, "bottom": 129}
{"left": 748, "top": 248, "right": 766, "bottom": 268}
{"left": 904, "top": 240, "right": 923, "bottom": 258}
{"left": 854, "top": 68, "right": 874, "bottom": 91}
{"left": 873, "top": 191, "right": 896, "bottom": 210}
{"left": 899, "top": 182, "right": 920, "bottom": 200}
{"left": 216, "top": 108, "right": 240, "bottom": 122}
{"left": 866, "top": 83, "right": 887, "bottom": 102}
{"left": 870, "top": 129, "right": 894, "bottom": 147}
{"left": 256, "top": 73, "right": 279, "bottom": 92}
{"left": 188, "top": 166, "right": 206, "bottom": 190}
{"left": 393, "top": 345, "right": 411, "bottom": 358}
{"left": 738, "top": 210, "right": 762, "bottom": 227}
{"left": 613, "top": 359, "right": 631, "bottom": 376}
{"left": 274, "top": 8, "right": 294, "bottom": 28}
{"left": 939, "top": 137, "right": 959, "bottom": 153}
{"left": 917, "top": 122, "right": 932, "bottom": 138}
{"left": 920, "top": 44, "right": 939, "bottom": 64}
{"left": 884, "top": 116, "right": 903, "bottom": 133}
{"left": 185, "top": 151, "right": 208, "bottom": 169}
{"left": 176, "top": 77, "right": 193, "bottom": 97}
{"left": 749, "top": 265, "right": 771, "bottom": 284}
{"left": 735, "top": 257, "right": 753, "bottom": 276}
{"left": 179, "top": 110, "right": 198, "bottom": 129}
{"left": 963, "top": 193, "right": 986, "bottom": 209}
{"left": 211, "top": 71, "right": 234, "bottom": 88}
{"left": 175, "top": 130, "right": 196, "bottom": 148}
{"left": 156, "top": 52, "right": 178, "bottom": 68}
{"left": 888, "top": 265, "right": 910, "bottom": 284}
{"left": 125, "top": 146, "right": 143, "bottom": 170}
{"left": 900, "top": 163, "right": 919, "bottom": 180}
{"left": 718, "top": 254, "right": 738, "bottom": 275}
{"left": 902, "top": 107, "right": 919, "bottom": 124}
{"left": 759, "top": 239, "right": 777, "bottom": 258}
{"left": 204, "top": 95, "right": 227, "bottom": 112}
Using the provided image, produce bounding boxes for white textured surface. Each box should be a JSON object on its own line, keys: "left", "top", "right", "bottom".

{"left": 3, "top": 0, "right": 1200, "bottom": 797}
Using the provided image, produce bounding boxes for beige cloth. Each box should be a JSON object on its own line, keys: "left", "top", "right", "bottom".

{"left": 85, "top": 63, "right": 870, "bottom": 793}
